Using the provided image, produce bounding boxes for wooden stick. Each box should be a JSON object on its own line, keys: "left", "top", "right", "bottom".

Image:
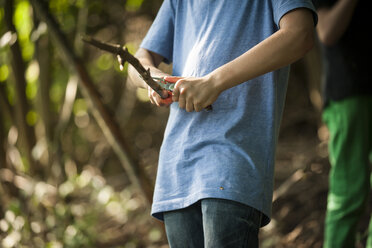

{"left": 82, "top": 36, "right": 167, "bottom": 98}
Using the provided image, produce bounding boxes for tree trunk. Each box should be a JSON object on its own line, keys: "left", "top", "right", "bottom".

{"left": 0, "top": 109, "right": 7, "bottom": 168}
{"left": 0, "top": 83, "right": 13, "bottom": 168}
{"left": 35, "top": 33, "right": 53, "bottom": 147}
{"left": 4, "top": 0, "right": 38, "bottom": 175}
{"left": 33, "top": 19, "right": 54, "bottom": 179}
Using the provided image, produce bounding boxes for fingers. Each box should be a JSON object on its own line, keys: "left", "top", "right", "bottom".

{"left": 193, "top": 101, "right": 203, "bottom": 112}
{"left": 174, "top": 81, "right": 187, "bottom": 110}
{"left": 173, "top": 79, "right": 201, "bottom": 112}
{"left": 179, "top": 87, "right": 196, "bottom": 112}
{"left": 148, "top": 76, "right": 214, "bottom": 112}
{"left": 158, "top": 90, "right": 170, "bottom": 107}
{"left": 150, "top": 89, "right": 163, "bottom": 107}
{"left": 172, "top": 78, "right": 204, "bottom": 112}
{"left": 172, "top": 79, "right": 181, "bottom": 102}
{"left": 148, "top": 87, "right": 171, "bottom": 107}
{"left": 148, "top": 86, "right": 155, "bottom": 105}
{"left": 186, "top": 99, "right": 194, "bottom": 112}
{"left": 177, "top": 89, "right": 186, "bottom": 110}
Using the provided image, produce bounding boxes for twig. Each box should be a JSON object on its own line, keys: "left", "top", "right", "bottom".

{"left": 272, "top": 169, "right": 305, "bottom": 202}
{"left": 82, "top": 36, "right": 166, "bottom": 98}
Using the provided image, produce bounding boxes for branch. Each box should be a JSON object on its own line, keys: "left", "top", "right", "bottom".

{"left": 82, "top": 36, "right": 166, "bottom": 98}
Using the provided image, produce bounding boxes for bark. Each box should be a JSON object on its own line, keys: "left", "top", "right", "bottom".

{"left": 0, "top": 107, "right": 7, "bottom": 168}
{"left": 35, "top": 33, "right": 53, "bottom": 147}
{"left": 4, "top": 0, "right": 38, "bottom": 175}
{"left": 33, "top": 20, "right": 54, "bottom": 180}
{"left": 0, "top": 83, "right": 13, "bottom": 167}
{"left": 30, "top": 0, "right": 154, "bottom": 204}
{"left": 0, "top": 83, "right": 14, "bottom": 124}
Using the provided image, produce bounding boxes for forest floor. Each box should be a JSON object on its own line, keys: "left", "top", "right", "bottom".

{"left": 260, "top": 103, "right": 329, "bottom": 248}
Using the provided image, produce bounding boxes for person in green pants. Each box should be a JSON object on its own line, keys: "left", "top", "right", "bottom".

{"left": 312, "top": 0, "right": 372, "bottom": 247}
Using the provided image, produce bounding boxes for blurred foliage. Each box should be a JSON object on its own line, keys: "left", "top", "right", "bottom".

{"left": 0, "top": 165, "right": 160, "bottom": 247}
{"left": 0, "top": 0, "right": 167, "bottom": 247}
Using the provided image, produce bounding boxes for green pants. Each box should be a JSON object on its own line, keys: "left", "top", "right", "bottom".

{"left": 322, "top": 96, "right": 372, "bottom": 248}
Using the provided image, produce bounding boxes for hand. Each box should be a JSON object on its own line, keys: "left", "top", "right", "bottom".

{"left": 148, "top": 86, "right": 172, "bottom": 107}
{"left": 118, "top": 55, "right": 172, "bottom": 107}
{"left": 169, "top": 75, "right": 221, "bottom": 112}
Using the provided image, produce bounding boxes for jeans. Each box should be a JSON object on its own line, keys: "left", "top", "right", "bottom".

{"left": 163, "top": 198, "right": 262, "bottom": 248}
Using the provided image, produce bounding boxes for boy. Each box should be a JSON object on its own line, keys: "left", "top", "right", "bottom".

{"left": 128, "top": 1, "right": 317, "bottom": 247}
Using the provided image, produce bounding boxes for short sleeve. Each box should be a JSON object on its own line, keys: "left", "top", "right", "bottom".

{"left": 140, "top": 0, "right": 175, "bottom": 64}
{"left": 272, "top": 0, "right": 318, "bottom": 28}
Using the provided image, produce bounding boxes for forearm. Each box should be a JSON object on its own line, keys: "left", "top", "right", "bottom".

{"left": 209, "top": 9, "right": 315, "bottom": 92}
{"left": 316, "top": 0, "right": 358, "bottom": 46}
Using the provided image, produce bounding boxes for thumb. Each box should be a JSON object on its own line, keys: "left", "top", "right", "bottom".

{"left": 172, "top": 85, "right": 180, "bottom": 102}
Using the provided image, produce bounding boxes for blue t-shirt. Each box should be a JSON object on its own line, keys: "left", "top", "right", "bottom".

{"left": 141, "top": 0, "right": 316, "bottom": 226}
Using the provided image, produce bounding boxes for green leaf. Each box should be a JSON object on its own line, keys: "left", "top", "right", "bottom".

{"left": 125, "top": 0, "right": 145, "bottom": 12}
{"left": 0, "top": 64, "right": 9, "bottom": 82}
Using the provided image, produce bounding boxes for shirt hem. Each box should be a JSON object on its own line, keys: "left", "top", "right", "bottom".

{"left": 151, "top": 190, "right": 271, "bottom": 227}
